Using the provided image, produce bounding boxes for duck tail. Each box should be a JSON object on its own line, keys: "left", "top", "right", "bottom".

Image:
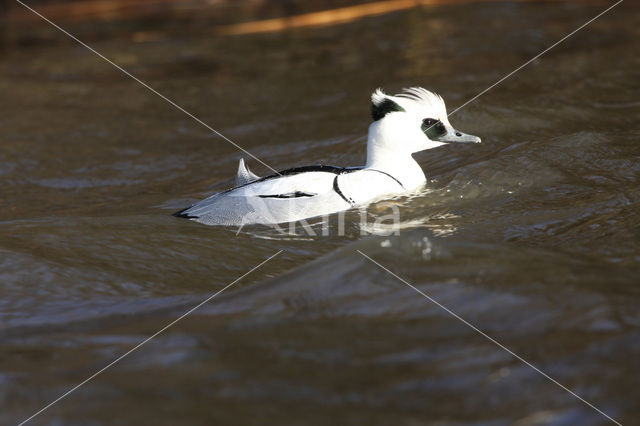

{"left": 236, "top": 158, "right": 260, "bottom": 185}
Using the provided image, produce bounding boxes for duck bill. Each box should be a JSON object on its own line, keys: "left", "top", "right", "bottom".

{"left": 436, "top": 127, "right": 481, "bottom": 144}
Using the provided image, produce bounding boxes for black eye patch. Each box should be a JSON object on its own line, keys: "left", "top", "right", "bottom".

{"left": 422, "top": 118, "right": 446, "bottom": 139}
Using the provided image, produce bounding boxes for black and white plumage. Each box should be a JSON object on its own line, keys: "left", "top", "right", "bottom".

{"left": 174, "top": 87, "right": 480, "bottom": 226}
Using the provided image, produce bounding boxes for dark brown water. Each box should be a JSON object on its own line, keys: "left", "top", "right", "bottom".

{"left": 2, "top": 1, "right": 640, "bottom": 424}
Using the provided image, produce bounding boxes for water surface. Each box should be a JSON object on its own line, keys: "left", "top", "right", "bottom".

{"left": 1, "top": 1, "right": 640, "bottom": 424}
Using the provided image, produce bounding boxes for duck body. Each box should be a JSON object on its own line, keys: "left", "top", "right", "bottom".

{"left": 174, "top": 163, "right": 410, "bottom": 226}
{"left": 174, "top": 87, "right": 480, "bottom": 226}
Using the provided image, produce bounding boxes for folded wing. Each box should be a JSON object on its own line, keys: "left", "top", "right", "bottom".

{"left": 176, "top": 168, "right": 351, "bottom": 225}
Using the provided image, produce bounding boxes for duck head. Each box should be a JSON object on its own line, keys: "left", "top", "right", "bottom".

{"left": 366, "top": 87, "right": 480, "bottom": 160}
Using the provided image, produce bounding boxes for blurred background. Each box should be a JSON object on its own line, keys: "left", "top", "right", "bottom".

{"left": 1, "top": 0, "right": 640, "bottom": 425}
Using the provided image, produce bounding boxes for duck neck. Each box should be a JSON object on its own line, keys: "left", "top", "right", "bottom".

{"left": 365, "top": 147, "right": 426, "bottom": 190}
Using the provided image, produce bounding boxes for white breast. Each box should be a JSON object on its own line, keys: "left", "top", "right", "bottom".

{"left": 336, "top": 169, "right": 406, "bottom": 205}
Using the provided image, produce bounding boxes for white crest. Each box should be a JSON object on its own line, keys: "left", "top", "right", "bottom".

{"left": 371, "top": 88, "right": 388, "bottom": 106}
{"left": 373, "top": 87, "right": 448, "bottom": 121}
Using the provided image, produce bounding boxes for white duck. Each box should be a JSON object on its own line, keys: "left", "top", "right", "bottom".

{"left": 174, "top": 87, "right": 480, "bottom": 226}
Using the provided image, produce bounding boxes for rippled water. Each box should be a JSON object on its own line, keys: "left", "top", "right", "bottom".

{"left": 1, "top": 1, "right": 640, "bottom": 424}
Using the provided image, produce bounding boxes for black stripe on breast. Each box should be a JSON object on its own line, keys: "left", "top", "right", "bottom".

{"left": 333, "top": 176, "right": 355, "bottom": 205}
{"left": 368, "top": 169, "right": 405, "bottom": 189}
{"left": 331, "top": 168, "right": 403, "bottom": 207}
